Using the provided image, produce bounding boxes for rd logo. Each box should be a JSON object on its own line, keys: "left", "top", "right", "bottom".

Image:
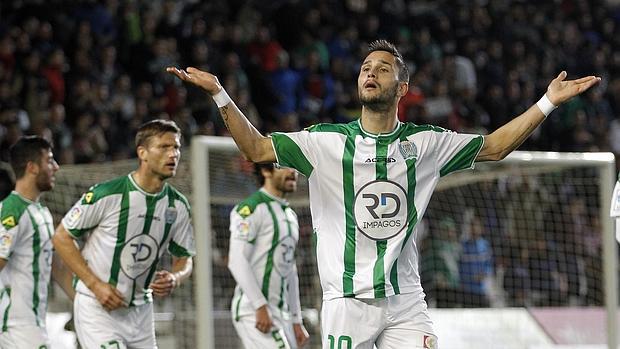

{"left": 354, "top": 180, "right": 407, "bottom": 240}
{"left": 120, "top": 234, "right": 160, "bottom": 279}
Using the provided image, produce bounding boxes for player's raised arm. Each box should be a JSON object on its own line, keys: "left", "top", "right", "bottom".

{"left": 166, "top": 66, "right": 275, "bottom": 163}
{"left": 477, "top": 71, "right": 601, "bottom": 162}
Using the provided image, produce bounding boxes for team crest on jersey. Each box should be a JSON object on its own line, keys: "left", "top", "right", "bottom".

{"left": 165, "top": 207, "right": 177, "bottom": 224}
{"left": 1, "top": 216, "right": 15, "bottom": 229}
{"left": 398, "top": 140, "right": 418, "bottom": 160}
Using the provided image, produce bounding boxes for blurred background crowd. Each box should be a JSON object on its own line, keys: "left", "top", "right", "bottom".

{"left": 1, "top": 0, "right": 619, "bottom": 166}
{"left": 0, "top": 0, "right": 616, "bottom": 310}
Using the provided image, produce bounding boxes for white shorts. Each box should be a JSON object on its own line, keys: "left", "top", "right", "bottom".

{"left": 74, "top": 292, "right": 157, "bottom": 349}
{"left": 232, "top": 314, "right": 296, "bottom": 349}
{"left": 321, "top": 293, "right": 438, "bottom": 349}
{"left": 0, "top": 325, "right": 49, "bottom": 349}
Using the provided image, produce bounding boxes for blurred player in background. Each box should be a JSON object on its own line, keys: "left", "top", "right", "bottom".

{"left": 611, "top": 173, "right": 620, "bottom": 242}
{"left": 52, "top": 120, "right": 195, "bottom": 349}
{"left": 0, "top": 136, "right": 74, "bottom": 348}
{"left": 168, "top": 39, "right": 599, "bottom": 348}
{"left": 228, "top": 162, "right": 309, "bottom": 348}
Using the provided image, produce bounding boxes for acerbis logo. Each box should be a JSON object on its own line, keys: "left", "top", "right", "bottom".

{"left": 364, "top": 157, "right": 396, "bottom": 163}
{"left": 353, "top": 180, "right": 407, "bottom": 240}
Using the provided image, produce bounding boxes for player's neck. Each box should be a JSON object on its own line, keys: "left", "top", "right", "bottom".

{"left": 131, "top": 170, "right": 166, "bottom": 194}
{"left": 14, "top": 179, "right": 41, "bottom": 202}
{"left": 360, "top": 107, "right": 399, "bottom": 135}
{"left": 262, "top": 184, "right": 285, "bottom": 200}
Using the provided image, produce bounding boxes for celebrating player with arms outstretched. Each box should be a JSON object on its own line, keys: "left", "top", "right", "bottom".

{"left": 228, "top": 163, "right": 309, "bottom": 348}
{"left": 53, "top": 119, "right": 195, "bottom": 349}
{"left": 168, "top": 40, "right": 599, "bottom": 348}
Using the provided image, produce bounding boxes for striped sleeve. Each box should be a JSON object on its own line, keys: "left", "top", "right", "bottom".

{"left": 270, "top": 132, "right": 315, "bottom": 177}
{"left": 434, "top": 131, "right": 484, "bottom": 177}
{"left": 168, "top": 202, "right": 195, "bottom": 257}
{"left": 61, "top": 193, "right": 107, "bottom": 238}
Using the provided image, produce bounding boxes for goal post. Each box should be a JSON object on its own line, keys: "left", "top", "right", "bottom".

{"left": 191, "top": 135, "right": 617, "bottom": 349}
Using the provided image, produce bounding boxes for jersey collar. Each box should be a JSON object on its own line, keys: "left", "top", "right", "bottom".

{"left": 357, "top": 119, "right": 402, "bottom": 139}
{"left": 259, "top": 188, "right": 289, "bottom": 206}
{"left": 128, "top": 173, "right": 168, "bottom": 198}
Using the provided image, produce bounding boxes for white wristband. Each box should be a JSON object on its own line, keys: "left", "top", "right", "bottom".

{"left": 212, "top": 88, "right": 232, "bottom": 108}
{"left": 536, "top": 94, "right": 557, "bottom": 117}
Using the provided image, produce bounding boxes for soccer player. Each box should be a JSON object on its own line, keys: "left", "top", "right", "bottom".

{"left": 611, "top": 173, "right": 620, "bottom": 242}
{"left": 167, "top": 40, "right": 600, "bottom": 348}
{"left": 52, "top": 119, "right": 195, "bottom": 349}
{"left": 0, "top": 136, "right": 75, "bottom": 348}
{"left": 228, "top": 163, "right": 309, "bottom": 349}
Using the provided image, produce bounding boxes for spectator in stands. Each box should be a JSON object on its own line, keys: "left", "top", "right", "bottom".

{"left": 459, "top": 215, "right": 494, "bottom": 308}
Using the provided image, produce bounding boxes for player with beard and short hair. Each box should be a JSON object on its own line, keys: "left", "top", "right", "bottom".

{"left": 53, "top": 119, "right": 195, "bottom": 349}
{"left": 0, "top": 136, "right": 74, "bottom": 349}
{"left": 228, "top": 162, "right": 309, "bottom": 349}
{"left": 168, "top": 39, "right": 600, "bottom": 348}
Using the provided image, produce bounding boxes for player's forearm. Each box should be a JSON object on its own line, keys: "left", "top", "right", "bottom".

{"left": 52, "top": 225, "right": 102, "bottom": 291}
{"left": 171, "top": 256, "right": 192, "bottom": 286}
{"left": 217, "top": 101, "right": 275, "bottom": 163}
{"left": 227, "top": 253, "right": 268, "bottom": 309}
{"left": 52, "top": 254, "right": 76, "bottom": 300}
{"left": 477, "top": 104, "right": 545, "bottom": 162}
{"left": 287, "top": 268, "right": 303, "bottom": 323}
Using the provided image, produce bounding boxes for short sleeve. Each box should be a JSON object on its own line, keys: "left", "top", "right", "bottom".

{"left": 61, "top": 190, "right": 106, "bottom": 238}
{"left": 270, "top": 132, "right": 315, "bottom": 177}
{"left": 433, "top": 131, "right": 484, "bottom": 177}
{"left": 0, "top": 221, "right": 20, "bottom": 259}
{"left": 168, "top": 203, "right": 196, "bottom": 257}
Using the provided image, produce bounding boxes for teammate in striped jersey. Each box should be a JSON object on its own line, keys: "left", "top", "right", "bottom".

{"left": 53, "top": 120, "right": 195, "bottom": 349}
{"left": 168, "top": 40, "right": 600, "bottom": 348}
{"left": 0, "top": 136, "right": 74, "bottom": 349}
{"left": 228, "top": 163, "right": 309, "bottom": 349}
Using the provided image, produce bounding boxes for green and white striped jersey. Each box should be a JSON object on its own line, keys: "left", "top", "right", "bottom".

{"left": 62, "top": 174, "right": 195, "bottom": 306}
{"left": 229, "top": 189, "right": 300, "bottom": 321}
{"left": 271, "top": 120, "right": 483, "bottom": 300}
{"left": 611, "top": 173, "right": 620, "bottom": 217}
{"left": 0, "top": 192, "right": 55, "bottom": 331}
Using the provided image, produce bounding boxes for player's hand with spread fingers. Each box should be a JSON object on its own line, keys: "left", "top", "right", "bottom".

{"left": 149, "top": 270, "right": 178, "bottom": 298}
{"left": 166, "top": 66, "right": 222, "bottom": 95}
{"left": 255, "top": 304, "right": 273, "bottom": 333}
{"left": 91, "top": 280, "right": 127, "bottom": 311}
{"left": 545, "top": 71, "right": 601, "bottom": 106}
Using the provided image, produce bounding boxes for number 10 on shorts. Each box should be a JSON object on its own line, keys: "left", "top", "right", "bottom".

{"left": 327, "top": 334, "right": 352, "bottom": 349}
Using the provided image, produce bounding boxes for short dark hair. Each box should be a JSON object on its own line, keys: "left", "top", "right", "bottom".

{"left": 368, "top": 39, "right": 409, "bottom": 83}
{"left": 254, "top": 163, "right": 275, "bottom": 186}
{"left": 9, "top": 136, "right": 52, "bottom": 179}
{"left": 135, "top": 119, "right": 181, "bottom": 148}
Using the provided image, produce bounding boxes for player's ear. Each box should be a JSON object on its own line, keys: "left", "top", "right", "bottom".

{"left": 137, "top": 145, "right": 148, "bottom": 162}
{"left": 397, "top": 81, "right": 408, "bottom": 98}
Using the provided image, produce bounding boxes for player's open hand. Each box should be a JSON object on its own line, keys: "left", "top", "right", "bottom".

{"left": 166, "top": 66, "right": 222, "bottom": 95}
{"left": 255, "top": 305, "right": 273, "bottom": 333}
{"left": 546, "top": 71, "right": 601, "bottom": 106}
{"left": 149, "top": 270, "right": 177, "bottom": 298}
{"left": 91, "top": 280, "right": 127, "bottom": 311}
{"left": 293, "top": 323, "right": 310, "bottom": 347}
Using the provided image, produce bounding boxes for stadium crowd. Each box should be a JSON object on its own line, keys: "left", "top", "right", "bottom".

{"left": 0, "top": 0, "right": 614, "bottom": 308}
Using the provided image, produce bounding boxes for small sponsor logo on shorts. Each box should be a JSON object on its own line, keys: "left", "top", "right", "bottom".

{"left": 424, "top": 335, "right": 436, "bottom": 349}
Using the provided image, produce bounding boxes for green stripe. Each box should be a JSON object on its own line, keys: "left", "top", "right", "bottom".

{"left": 28, "top": 212, "right": 41, "bottom": 325}
{"left": 342, "top": 135, "right": 356, "bottom": 297}
{"left": 372, "top": 140, "right": 389, "bottom": 298}
{"left": 390, "top": 137, "right": 418, "bottom": 294}
{"left": 439, "top": 136, "right": 484, "bottom": 177}
{"left": 278, "top": 276, "right": 285, "bottom": 310}
{"left": 1, "top": 288, "right": 10, "bottom": 331}
{"left": 130, "top": 195, "right": 158, "bottom": 306}
{"left": 234, "top": 289, "right": 243, "bottom": 321}
{"left": 109, "top": 190, "right": 130, "bottom": 287}
{"left": 261, "top": 203, "right": 280, "bottom": 298}
{"left": 145, "top": 193, "right": 176, "bottom": 295}
{"left": 271, "top": 133, "right": 314, "bottom": 177}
